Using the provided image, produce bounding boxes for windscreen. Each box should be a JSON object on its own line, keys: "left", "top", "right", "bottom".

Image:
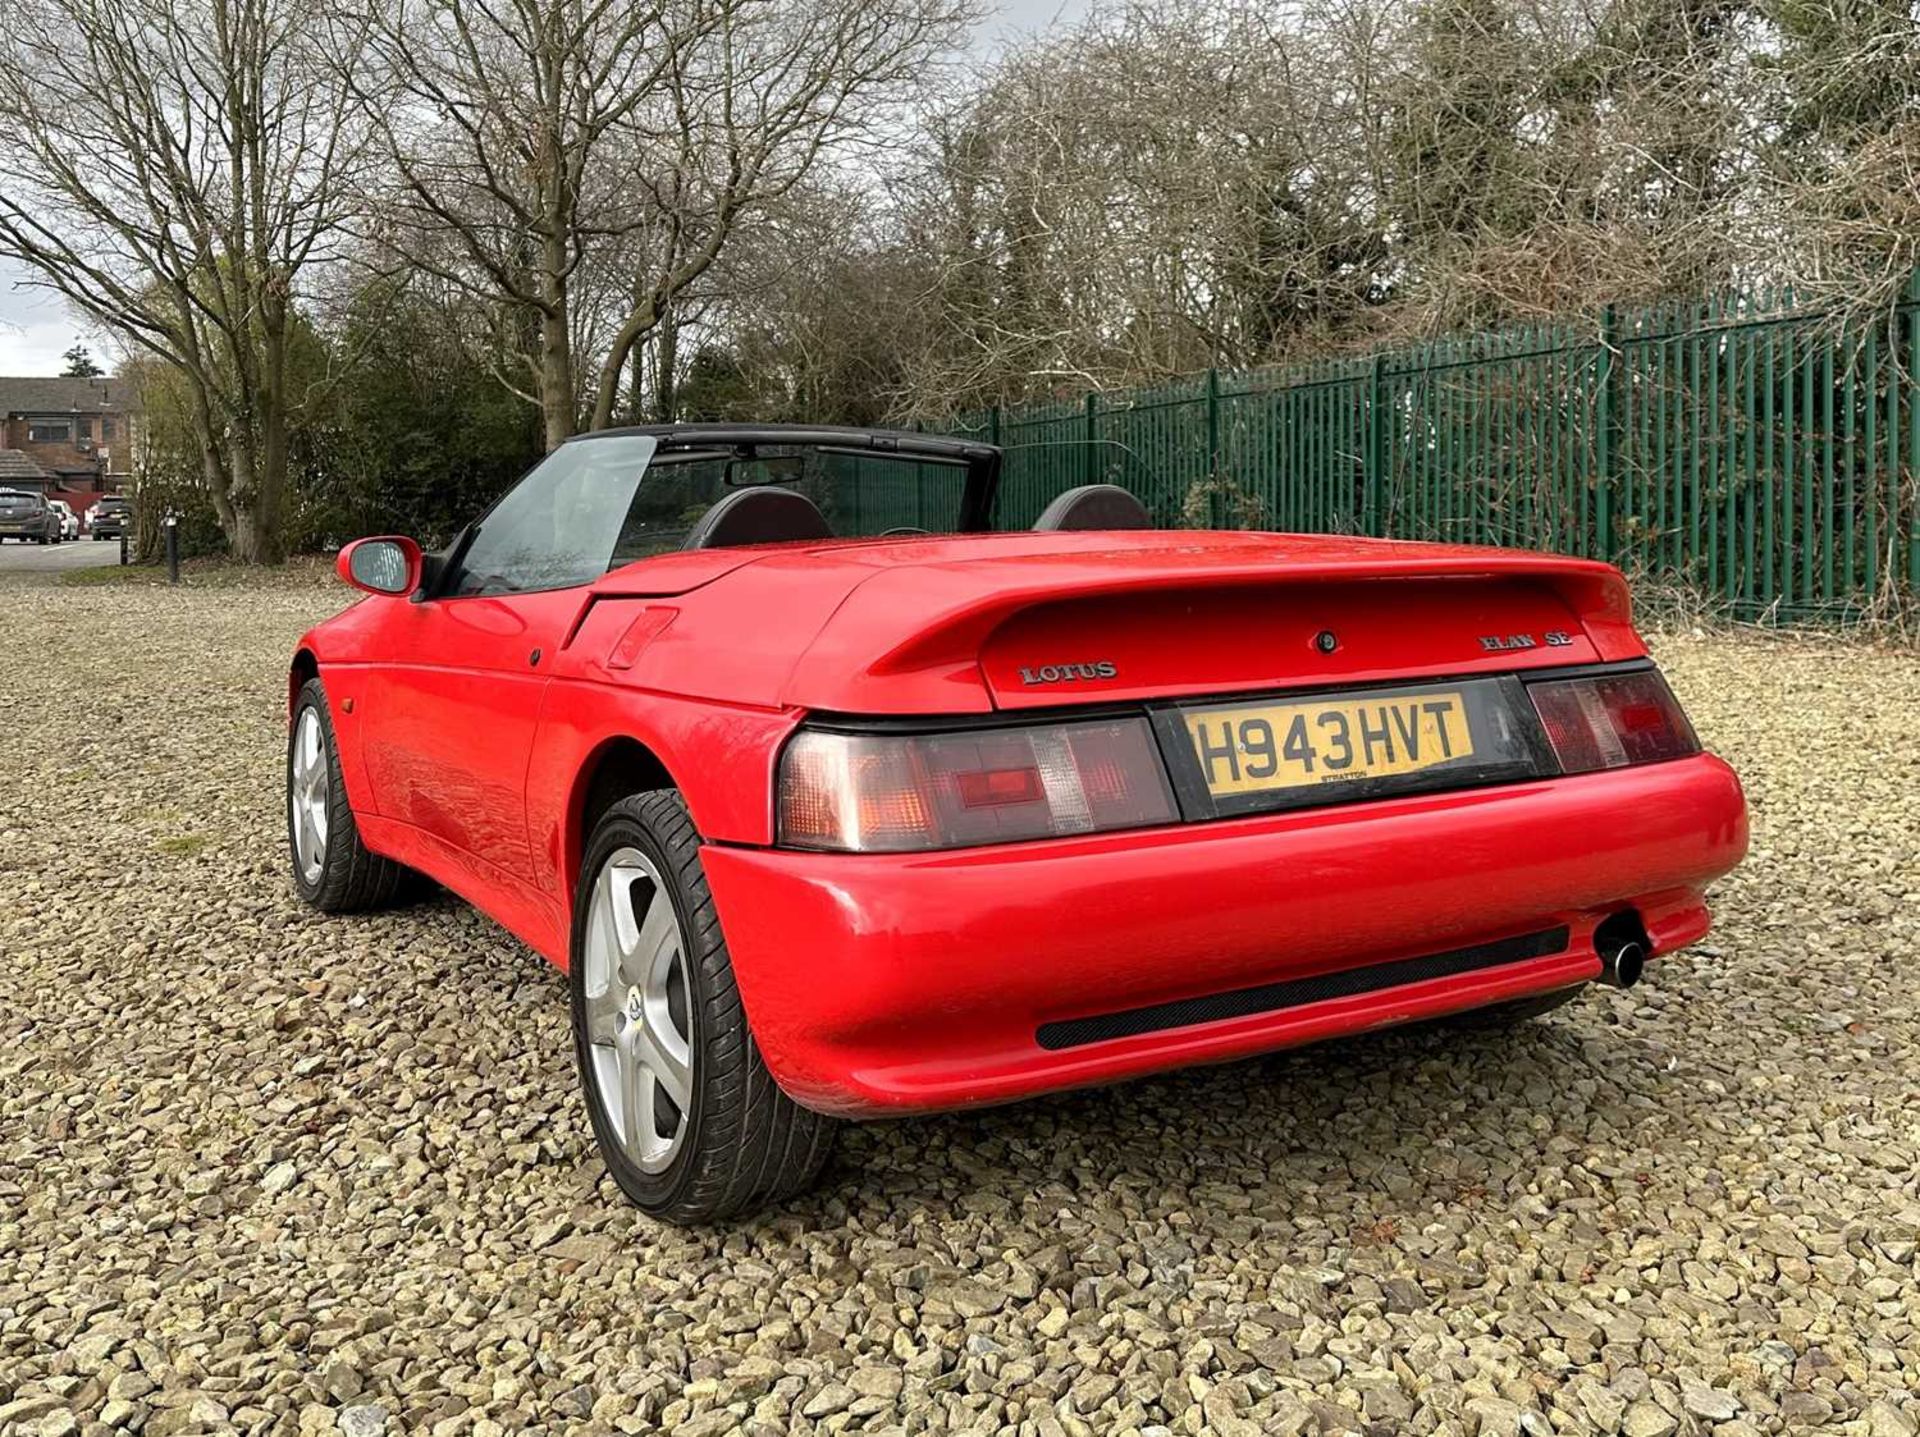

{"left": 450, "top": 438, "right": 974, "bottom": 597}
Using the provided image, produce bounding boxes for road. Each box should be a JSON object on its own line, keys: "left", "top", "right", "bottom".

{"left": 0, "top": 534, "right": 126, "bottom": 579}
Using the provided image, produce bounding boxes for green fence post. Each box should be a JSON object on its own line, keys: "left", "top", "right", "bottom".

{"left": 1908, "top": 268, "right": 1920, "bottom": 591}
{"left": 1365, "top": 355, "right": 1385, "bottom": 536}
{"left": 1084, "top": 391, "right": 1099, "bottom": 486}
{"left": 989, "top": 405, "right": 1001, "bottom": 449}
{"left": 1206, "top": 368, "right": 1222, "bottom": 527}
{"left": 1206, "top": 368, "right": 1221, "bottom": 466}
{"left": 1596, "top": 305, "right": 1619, "bottom": 563}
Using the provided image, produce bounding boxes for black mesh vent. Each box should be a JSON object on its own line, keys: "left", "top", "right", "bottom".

{"left": 1035, "top": 926, "right": 1572, "bottom": 1050}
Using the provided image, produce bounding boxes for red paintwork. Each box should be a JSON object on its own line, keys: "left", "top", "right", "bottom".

{"left": 978, "top": 577, "right": 1599, "bottom": 708}
{"left": 702, "top": 754, "right": 1744, "bottom": 1113}
{"left": 293, "top": 528, "right": 1747, "bottom": 1114}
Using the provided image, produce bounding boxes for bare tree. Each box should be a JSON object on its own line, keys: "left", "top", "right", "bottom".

{"left": 888, "top": 0, "right": 1897, "bottom": 413}
{"left": 0, "top": 0, "right": 369, "bottom": 562}
{"left": 358, "top": 0, "right": 973, "bottom": 450}
{"left": 663, "top": 182, "right": 938, "bottom": 423}
{"left": 887, "top": 0, "right": 1403, "bottom": 414}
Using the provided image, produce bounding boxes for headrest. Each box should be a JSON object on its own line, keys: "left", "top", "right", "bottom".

{"left": 681, "top": 486, "right": 834, "bottom": 550}
{"left": 1032, "top": 483, "right": 1152, "bottom": 531}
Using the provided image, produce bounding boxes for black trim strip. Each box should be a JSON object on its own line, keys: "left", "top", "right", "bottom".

{"left": 1516, "top": 657, "right": 1655, "bottom": 684}
{"left": 1034, "top": 926, "right": 1573, "bottom": 1050}
{"left": 802, "top": 703, "right": 1154, "bottom": 736}
{"left": 801, "top": 658, "right": 1655, "bottom": 735}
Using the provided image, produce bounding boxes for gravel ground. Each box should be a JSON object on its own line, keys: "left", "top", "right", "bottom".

{"left": 2, "top": 574, "right": 1918, "bottom": 1437}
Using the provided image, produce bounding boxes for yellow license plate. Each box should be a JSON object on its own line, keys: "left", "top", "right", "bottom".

{"left": 1185, "top": 691, "right": 1474, "bottom": 797}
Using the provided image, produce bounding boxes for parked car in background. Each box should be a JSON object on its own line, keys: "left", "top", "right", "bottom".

{"left": 0, "top": 489, "right": 60, "bottom": 544}
{"left": 88, "top": 496, "right": 131, "bottom": 539}
{"left": 47, "top": 499, "right": 79, "bottom": 541}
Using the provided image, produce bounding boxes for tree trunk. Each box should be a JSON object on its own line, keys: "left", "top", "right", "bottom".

{"left": 196, "top": 418, "right": 236, "bottom": 538}
{"left": 653, "top": 311, "right": 679, "bottom": 422}
{"left": 625, "top": 270, "right": 650, "bottom": 425}
{"left": 246, "top": 309, "right": 290, "bottom": 563}
{"left": 254, "top": 401, "right": 289, "bottom": 563}
{"left": 229, "top": 502, "right": 275, "bottom": 565}
{"left": 539, "top": 300, "right": 575, "bottom": 450}
{"left": 626, "top": 333, "right": 647, "bottom": 425}
{"left": 224, "top": 444, "right": 283, "bottom": 564}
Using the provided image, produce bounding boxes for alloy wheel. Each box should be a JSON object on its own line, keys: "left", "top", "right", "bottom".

{"left": 289, "top": 706, "right": 330, "bottom": 885}
{"left": 582, "top": 847, "right": 694, "bottom": 1173}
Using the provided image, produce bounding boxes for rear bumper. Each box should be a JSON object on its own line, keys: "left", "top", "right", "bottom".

{"left": 702, "top": 753, "right": 1747, "bottom": 1116}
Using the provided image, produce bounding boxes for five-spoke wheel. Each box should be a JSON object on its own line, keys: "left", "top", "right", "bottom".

{"left": 570, "top": 791, "right": 835, "bottom": 1221}
{"left": 580, "top": 848, "right": 695, "bottom": 1173}
{"left": 286, "top": 676, "right": 413, "bottom": 912}
{"left": 289, "top": 705, "right": 331, "bottom": 887}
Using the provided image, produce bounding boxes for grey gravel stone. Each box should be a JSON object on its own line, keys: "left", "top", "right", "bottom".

{"left": 102, "top": 1376, "right": 152, "bottom": 1406}
{"left": 848, "top": 1367, "right": 904, "bottom": 1400}
{"left": 3, "top": 579, "right": 1919, "bottom": 1437}
{"left": 1469, "top": 1396, "right": 1524, "bottom": 1437}
{"left": 96, "top": 1400, "right": 143, "bottom": 1430}
{"left": 1577, "top": 1380, "right": 1628, "bottom": 1432}
{"left": 0, "top": 1398, "right": 65, "bottom": 1428}
{"left": 1868, "top": 1401, "right": 1920, "bottom": 1437}
{"left": 675, "top": 1413, "right": 740, "bottom": 1437}
{"left": 1623, "top": 1400, "right": 1679, "bottom": 1437}
{"left": 337, "top": 1404, "right": 388, "bottom": 1437}
{"left": 1779, "top": 1391, "right": 1835, "bottom": 1426}
{"left": 931, "top": 1280, "right": 1006, "bottom": 1318}
{"left": 1681, "top": 1377, "right": 1739, "bottom": 1422}
{"left": 799, "top": 1383, "right": 856, "bottom": 1418}
{"left": 724, "top": 1357, "right": 784, "bottom": 1400}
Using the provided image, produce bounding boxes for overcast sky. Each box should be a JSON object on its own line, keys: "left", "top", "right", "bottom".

{"left": 0, "top": 0, "right": 1091, "bottom": 377}
{"left": 0, "top": 263, "right": 77, "bottom": 376}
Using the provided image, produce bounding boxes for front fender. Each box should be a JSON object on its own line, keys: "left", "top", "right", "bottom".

{"left": 287, "top": 617, "right": 382, "bottom": 817}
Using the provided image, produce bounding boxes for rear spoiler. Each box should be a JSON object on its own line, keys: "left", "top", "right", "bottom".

{"left": 785, "top": 547, "right": 1637, "bottom": 713}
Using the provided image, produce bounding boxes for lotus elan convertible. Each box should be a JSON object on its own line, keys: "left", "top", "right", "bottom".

{"left": 287, "top": 424, "right": 1747, "bottom": 1222}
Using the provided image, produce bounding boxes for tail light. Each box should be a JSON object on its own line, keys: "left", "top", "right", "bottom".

{"left": 1527, "top": 669, "right": 1699, "bottom": 775}
{"left": 779, "top": 718, "right": 1177, "bottom": 852}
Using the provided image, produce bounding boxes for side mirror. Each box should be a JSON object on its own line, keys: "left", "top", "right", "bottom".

{"left": 337, "top": 536, "right": 423, "bottom": 597}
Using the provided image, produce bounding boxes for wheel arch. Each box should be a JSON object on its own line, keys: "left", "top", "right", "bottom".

{"left": 288, "top": 648, "right": 320, "bottom": 721}
{"left": 566, "top": 735, "right": 679, "bottom": 907}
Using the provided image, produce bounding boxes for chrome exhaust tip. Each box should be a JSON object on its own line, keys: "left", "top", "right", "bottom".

{"left": 1593, "top": 910, "right": 1651, "bottom": 988}
{"left": 1597, "top": 938, "right": 1645, "bottom": 989}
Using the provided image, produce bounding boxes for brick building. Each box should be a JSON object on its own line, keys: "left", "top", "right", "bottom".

{"left": 0, "top": 376, "right": 138, "bottom": 527}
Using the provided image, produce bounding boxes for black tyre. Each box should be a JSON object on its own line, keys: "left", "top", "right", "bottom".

{"left": 1442, "top": 986, "right": 1583, "bottom": 1029}
{"left": 287, "top": 676, "right": 412, "bottom": 912}
{"left": 570, "top": 791, "right": 835, "bottom": 1223}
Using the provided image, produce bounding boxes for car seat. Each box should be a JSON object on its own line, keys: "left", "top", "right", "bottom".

{"left": 682, "top": 486, "right": 834, "bottom": 549}
{"left": 1031, "top": 484, "right": 1152, "bottom": 531}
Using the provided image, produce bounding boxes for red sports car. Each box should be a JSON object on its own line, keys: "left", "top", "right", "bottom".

{"left": 288, "top": 424, "right": 1747, "bottom": 1222}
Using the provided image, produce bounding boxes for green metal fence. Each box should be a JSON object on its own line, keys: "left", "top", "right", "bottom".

{"left": 948, "top": 273, "right": 1920, "bottom": 620}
